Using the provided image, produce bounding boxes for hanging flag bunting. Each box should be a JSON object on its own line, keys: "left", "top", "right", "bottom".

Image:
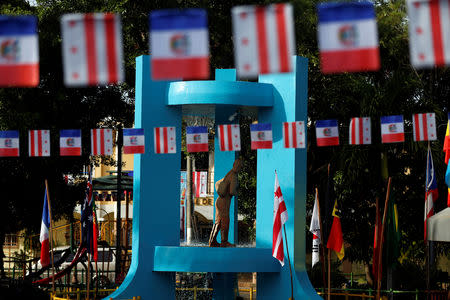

{"left": 218, "top": 124, "right": 241, "bottom": 151}
{"left": 316, "top": 119, "right": 339, "bottom": 147}
{"left": 381, "top": 115, "right": 404, "bottom": 143}
{"left": 154, "top": 126, "right": 176, "bottom": 154}
{"left": 283, "top": 121, "right": 305, "bottom": 148}
{"left": 317, "top": 1, "right": 380, "bottom": 74}
{"left": 186, "top": 126, "right": 208, "bottom": 152}
{"left": 407, "top": 0, "right": 450, "bottom": 68}
{"left": 349, "top": 117, "right": 371, "bottom": 145}
{"left": 231, "top": 3, "right": 295, "bottom": 78}
{"left": 0, "top": 16, "right": 39, "bottom": 87}
{"left": 424, "top": 145, "right": 438, "bottom": 240}
{"left": 90, "top": 129, "right": 113, "bottom": 156}
{"left": 310, "top": 190, "right": 321, "bottom": 268}
{"left": 0, "top": 130, "right": 19, "bottom": 157}
{"left": 29, "top": 130, "right": 50, "bottom": 157}
{"left": 412, "top": 113, "right": 437, "bottom": 142}
{"left": 150, "top": 9, "right": 209, "bottom": 80}
{"left": 39, "top": 186, "right": 51, "bottom": 267}
{"left": 273, "top": 171, "right": 288, "bottom": 266}
{"left": 250, "top": 123, "right": 273, "bottom": 149}
{"left": 61, "top": 13, "right": 124, "bottom": 87}
{"left": 193, "top": 171, "right": 208, "bottom": 198}
{"left": 123, "top": 128, "right": 145, "bottom": 154}
{"left": 60, "top": 129, "right": 81, "bottom": 156}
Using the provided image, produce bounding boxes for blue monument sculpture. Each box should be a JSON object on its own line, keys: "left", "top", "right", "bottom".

{"left": 107, "top": 55, "right": 321, "bottom": 299}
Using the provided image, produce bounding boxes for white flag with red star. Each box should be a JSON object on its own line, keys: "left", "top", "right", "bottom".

{"left": 407, "top": 0, "right": 450, "bottom": 68}
{"left": 283, "top": 121, "right": 305, "bottom": 148}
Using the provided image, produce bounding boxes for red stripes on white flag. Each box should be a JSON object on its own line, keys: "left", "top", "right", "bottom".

{"left": 232, "top": 3, "right": 295, "bottom": 78}
{"left": 61, "top": 13, "right": 124, "bottom": 86}
{"left": 90, "top": 129, "right": 113, "bottom": 156}
{"left": 273, "top": 171, "right": 288, "bottom": 266}
{"left": 154, "top": 127, "right": 176, "bottom": 154}
{"left": 412, "top": 113, "right": 437, "bottom": 142}
{"left": 407, "top": 0, "right": 450, "bottom": 68}
{"left": 28, "top": 130, "right": 50, "bottom": 157}
{"left": 349, "top": 117, "right": 371, "bottom": 145}
{"left": 192, "top": 171, "right": 207, "bottom": 198}
{"left": 218, "top": 124, "right": 241, "bottom": 151}
{"left": 283, "top": 121, "right": 305, "bottom": 148}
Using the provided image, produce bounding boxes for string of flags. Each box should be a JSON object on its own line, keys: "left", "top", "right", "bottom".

{"left": 1, "top": 0, "right": 449, "bottom": 87}
{"left": 0, "top": 113, "right": 447, "bottom": 157}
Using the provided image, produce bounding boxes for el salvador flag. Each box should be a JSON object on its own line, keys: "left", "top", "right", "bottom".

{"left": 150, "top": 9, "right": 210, "bottom": 80}
{"left": 250, "top": 123, "right": 272, "bottom": 149}
{"left": 60, "top": 129, "right": 82, "bottom": 156}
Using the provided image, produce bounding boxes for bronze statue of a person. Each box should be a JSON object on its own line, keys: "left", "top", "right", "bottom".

{"left": 209, "top": 158, "right": 242, "bottom": 247}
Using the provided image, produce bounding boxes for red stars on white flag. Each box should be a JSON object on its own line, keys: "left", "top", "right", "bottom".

{"left": 407, "top": 0, "right": 450, "bottom": 68}
{"left": 29, "top": 130, "right": 50, "bottom": 157}
{"left": 91, "top": 129, "right": 113, "bottom": 156}
{"left": 349, "top": 117, "right": 371, "bottom": 145}
{"left": 273, "top": 171, "right": 288, "bottom": 266}
{"left": 232, "top": 3, "right": 295, "bottom": 78}
{"left": 283, "top": 121, "right": 305, "bottom": 148}
{"left": 412, "top": 113, "right": 437, "bottom": 142}
{"left": 61, "top": 13, "right": 124, "bottom": 86}
{"left": 154, "top": 127, "right": 176, "bottom": 154}
{"left": 218, "top": 124, "right": 241, "bottom": 151}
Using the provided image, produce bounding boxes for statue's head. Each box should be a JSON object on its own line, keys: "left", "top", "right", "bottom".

{"left": 232, "top": 158, "right": 242, "bottom": 173}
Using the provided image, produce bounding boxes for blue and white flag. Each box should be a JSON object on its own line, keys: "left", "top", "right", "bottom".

{"left": 316, "top": 119, "right": 339, "bottom": 146}
{"left": 123, "top": 128, "right": 145, "bottom": 154}
{"left": 0, "top": 130, "right": 19, "bottom": 157}
{"left": 60, "top": 129, "right": 81, "bottom": 156}
{"left": 250, "top": 123, "right": 272, "bottom": 149}
{"left": 186, "top": 126, "right": 208, "bottom": 152}
{"left": 381, "top": 115, "right": 404, "bottom": 143}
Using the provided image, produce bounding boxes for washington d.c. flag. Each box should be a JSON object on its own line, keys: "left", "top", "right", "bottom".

{"left": 0, "top": 16, "right": 39, "bottom": 87}
{"left": 150, "top": 9, "right": 209, "bottom": 80}
{"left": 349, "top": 117, "right": 371, "bottom": 145}
{"left": 317, "top": 1, "right": 380, "bottom": 74}
{"left": 412, "top": 113, "right": 437, "bottom": 142}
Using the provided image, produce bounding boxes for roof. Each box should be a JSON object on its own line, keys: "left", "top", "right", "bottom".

{"left": 92, "top": 175, "right": 133, "bottom": 191}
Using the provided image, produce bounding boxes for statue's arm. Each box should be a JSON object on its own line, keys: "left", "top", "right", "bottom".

{"left": 229, "top": 173, "right": 238, "bottom": 196}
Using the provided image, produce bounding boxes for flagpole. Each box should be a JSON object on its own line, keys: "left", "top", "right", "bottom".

{"left": 86, "top": 253, "right": 91, "bottom": 300}
{"left": 326, "top": 164, "right": 331, "bottom": 300}
{"left": 377, "top": 177, "right": 392, "bottom": 300}
{"left": 45, "top": 179, "right": 56, "bottom": 294}
{"left": 315, "top": 187, "right": 327, "bottom": 291}
{"left": 425, "top": 142, "right": 430, "bottom": 299}
{"left": 373, "top": 196, "right": 380, "bottom": 287}
{"left": 283, "top": 224, "right": 294, "bottom": 300}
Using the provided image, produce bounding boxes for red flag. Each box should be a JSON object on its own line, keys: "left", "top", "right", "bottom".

{"left": 372, "top": 202, "right": 382, "bottom": 283}
{"left": 273, "top": 172, "right": 288, "bottom": 266}
{"left": 327, "top": 199, "right": 344, "bottom": 260}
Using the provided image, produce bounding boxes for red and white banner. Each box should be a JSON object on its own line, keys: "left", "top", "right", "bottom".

{"left": 61, "top": 13, "right": 124, "bottom": 86}
{"left": 273, "top": 172, "right": 288, "bottom": 266}
{"left": 193, "top": 171, "right": 207, "bottom": 198}
{"left": 310, "top": 191, "right": 321, "bottom": 267}
{"left": 407, "top": 0, "right": 450, "bottom": 68}
{"left": 349, "top": 117, "right": 371, "bottom": 145}
{"left": 28, "top": 130, "right": 50, "bottom": 157}
{"left": 283, "top": 121, "right": 305, "bottom": 148}
{"left": 218, "top": 124, "right": 241, "bottom": 151}
{"left": 232, "top": 3, "right": 295, "bottom": 78}
{"left": 154, "top": 127, "right": 176, "bottom": 154}
{"left": 90, "top": 129, "right": 113, "bottom": 156}
{"left": 413, "top": 113, "right": 437, "bottom": 141}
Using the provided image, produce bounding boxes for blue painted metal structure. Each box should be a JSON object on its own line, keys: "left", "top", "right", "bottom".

{"left": 107, "top": 55, "right": 321, "bottom": 300}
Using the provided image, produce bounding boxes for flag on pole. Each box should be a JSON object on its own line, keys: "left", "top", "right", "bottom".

{"left": 412, "top": 113, "right": 437, "bottom": 141}
{"left": 310, "top": 191, "right": 321, "bottom": 268}
{"left": 61, "top": 13, "right": 124, "bottom": 87}
{"left": 283, "top": 121, "right": 306, "bottom": 148}
{"left": 317, "top": 1, "right": 380, "bottom": 74}
{"left": 123, "top": 128, "right": 145, "bottom": 154}
{"left": 186, "top": 126, "right": 208, "bottom": 152}
{"left": 327, "top": 199, "right": 345, "bottom": 260}
{"left": 192, "top": 171, "right": 207, "bottom": 198}
{"left": 80, "top": 175, "right": 97, "bottom": 259}
{"left": 444, "top": 113, "right": 450, "bottom": 164}
{"left": 0, "top": 130, "right": 19, "bottom": 157}
{"left": 150, "top": 9, "right": 209, "bottom": 80}
{"left": 40, "top": 187, "right": 51, "bottom": 267}
{"left": 316, "top": 119, "right": 339, "bottom": 147}
{"left": 218, "top": 124, "right": 241, "bottom": 151}
{"left": 90, "top": 129, "right": 113, "bottom": 156}
{"left": 250, "top": 123, "right": 273, "bottom": 149}
{"left": 372, "top": 201, "right": 382, "bottom": 283}
{"left": 0, "top": 16, "right": 39, "bottom": 87}
{"left": 231, "top": 3, "right": 295, "bottom": 78}
{"left": 425, "top": 145, "right": 438, "bottom": 240}
{"left": 385, "top": 195, "right": 400, "bottom": 268}
{"left": 154, "top": 126, "right": 176, "bottom": 154}
{"left": 28, "top": 130, "right": 50, "bottom": 157}
{"left": 349, "top": 117, "right": 371, "bottom": 145}
{"left": 381, "top": 115, "right": 404, "bottom": 143}
{"left": 60, "top": 129, "right": 81, "bottom": 156}
{"left": 273, "top": 171, "right": 288, "bottom": 266}
{"left": 406, "top": 0, "right": 450, "bottom": 68}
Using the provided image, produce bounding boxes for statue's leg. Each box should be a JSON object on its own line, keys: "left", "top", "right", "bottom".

{"left": 219, "top": 216, "right": 234, "bottom": 247}
{"left": 209, "top": 204, "right": 221, "bottom": 247}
